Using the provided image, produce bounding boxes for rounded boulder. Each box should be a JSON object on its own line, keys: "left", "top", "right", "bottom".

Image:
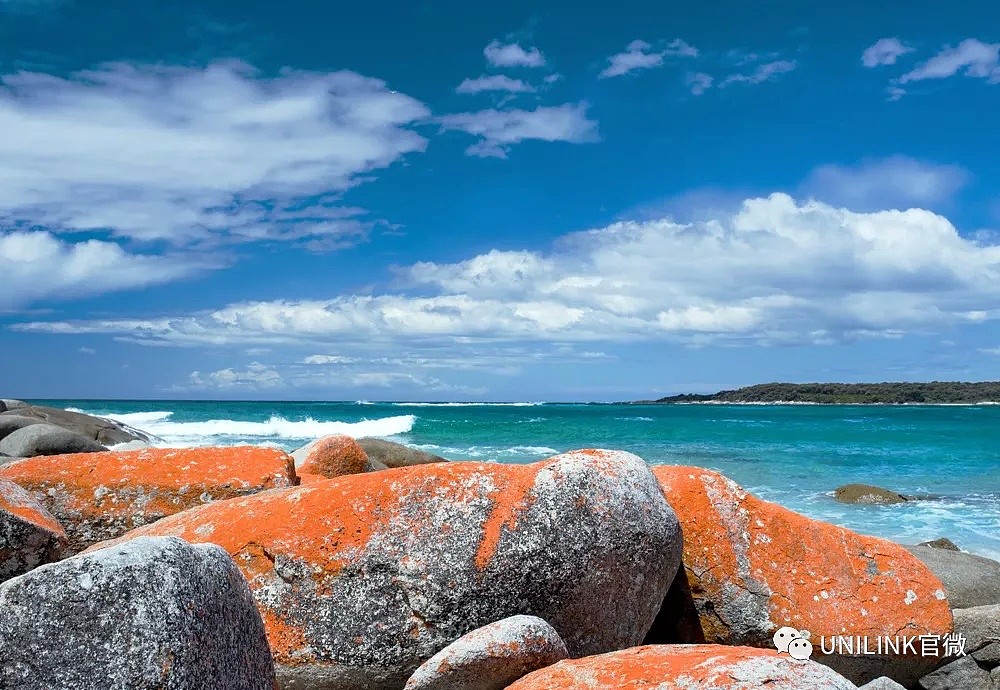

{"left": 292, "top": 434, "right": 370, "bottom": 481}
{"left": 1, "top": 478, "right": 67, "bottom": 581}
{"left": 0, "top": 446, "right": 298, "bottom": 553}
{"left": 835, "top": 483, "right": 908, "bottom": 505}
{"left": 506, "top": 644, "right": 857, "bottom": 689}
{"left": 96, "top": 449, "right": 682, "bottom": 689}
{"left": 357, "top": 437, "right": 447, "bottom": 470}
{"left": 0, "top": 416, "right": 44, "bottom": 442}
{"left": 404, "top": 615, "right": 569, "bottom": 690}
{"left": 0, "top": 536, "right": 276, "bottom": 690}
{"left": 651, "top": 466, "right": 952, "bottom": 686}
{"left": 0, "top": 424, "right": 106, "bottom": 458}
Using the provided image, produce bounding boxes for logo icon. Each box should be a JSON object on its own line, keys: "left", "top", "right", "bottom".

{"left": 773, "top": 626, "right": 813, "bottom": 660}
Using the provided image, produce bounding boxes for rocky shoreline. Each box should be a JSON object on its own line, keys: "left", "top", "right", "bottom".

{"left": 1, "top": 400, "right": 998, "bottom": 689}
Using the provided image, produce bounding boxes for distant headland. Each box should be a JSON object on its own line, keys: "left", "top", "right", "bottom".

{"left": 641, "top": 382, "right": 1000, "bottom": 405}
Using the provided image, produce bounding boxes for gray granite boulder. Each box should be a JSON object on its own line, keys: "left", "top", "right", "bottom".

{"left": 0, "top": 403, "right": 154, "bottom": 446}
{"left": 0, "top": 416, "right": 44, "bottom": 442}
{"left": 0, "top": 400, "right": 28, "bottom": 413}
{"left": 0, "top": 424, "right": 107, "bottom": 458}
{"left": 954, "top": 605, "right": 1000, "bottom": 659}
{"left": 905, "top": 546, "right": 1000, "bottom": 608}
{"left": 0, "top": 478, "right": 67, "bottom": 581}
{"left": 858, "top": 677, "right": 907, "bottom": 690}
{"left": 0, "top": 536, "right": 276, "bottom": 690}
{"left": 404, "top": 615, "right": 568, "bottom": 690}
{"left": 835, "top": 483, "right": 908, "bottom": 504}
{"left": 358, "top": 437, "right": 447, "bottom": 470}
{"left": 919, "top": 538, "right": 962, "bottom": 551}
{"left": 98, "top": 449, "right": 682, "bottom": 690}
{"left": 918, "top": 655, "right": 992, "bottom": 689}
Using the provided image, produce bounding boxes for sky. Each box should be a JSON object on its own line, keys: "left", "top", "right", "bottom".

{"left": 1, "top": 0, "right": 999, "bottom": 401}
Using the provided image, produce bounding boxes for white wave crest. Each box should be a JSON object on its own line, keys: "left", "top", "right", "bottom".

{"left": 82, "top": 411, "right": 415, "bottom": 444}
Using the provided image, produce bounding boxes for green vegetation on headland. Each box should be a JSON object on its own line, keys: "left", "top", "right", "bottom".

{"left": 645, "top": 382, "right": 1000, "bottom": 404}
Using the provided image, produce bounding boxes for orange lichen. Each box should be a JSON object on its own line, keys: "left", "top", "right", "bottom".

{"left": 0, "top": 479, "right": 65, "bottom": 535}
{"left": 474, "top": 460, "right": 553, "bottom": 571}
{"left": 298, "top": 435, "right": 369, "bottom": 480}
{"left": 653, "top": 466, "right": 953, "bottom": 643}
{"left": 507, "top": 645, "right": 810, "bottom": 688}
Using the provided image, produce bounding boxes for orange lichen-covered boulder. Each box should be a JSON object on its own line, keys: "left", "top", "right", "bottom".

{"left": 650, "top": 466, "right": 953, "bottom": 685}
{"left": 506, "top": 644, "right": 857, "bottom": 689}
{"left": 0, "top": 478, "right": 67, "bottom": 581}
{"left": 404, "top": 615, "right": 569, "bottom": 690}
{"left": 95, "top": 449, "right": 682, "bottom": 689}
{"left": 291, "top": 434, "right": 370, "bottom": 481}
{"left": 0, "top": 446, "right": 297, "bottom": 553}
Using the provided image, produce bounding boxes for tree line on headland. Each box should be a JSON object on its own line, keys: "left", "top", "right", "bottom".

{"left": 646, "top": 382, "right": 1000, "bottom": 404}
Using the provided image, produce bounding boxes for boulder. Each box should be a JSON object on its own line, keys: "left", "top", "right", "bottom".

{"left": 834, "top": 483, "right": 908, "bottom": 505}
{"left": 505, "top": 645, "right": 857, "bottom": 689}
{"left": 1, "top": 478, "right": 67, "bottom": 581}
{"left": 358, "top": 437, "right": 447, "bottom": 469}
{"left": 0, "top": 415, "right": 44, "bottom": 442}
{"left": 0, "top": 404, "right": 154, "bottom": 445}
{"left": 404, "top": 615, "right": 568, "bottom": 690}
{"left": 650, "top": 466, "right": 952, "bottom": 687}
{"left": 0, "top": 536, "right": 275, "bottom": 689}
{"left": 0, "top": 446, "right": 297, "bottom": 553}
{"left": 918, "top": 655, "right": 992, "bottom": 690}
{"left": 95, "top": 449, "right": 682, "bottom": 689}
{"left": 0, "top": 399, "right": 28, "bottom": 412}
{"left": 858, "top": 678, "right": 907, "bottom": 690}
{"left": 0, "top": 424, "right": 107, "bottom": 458}
{"left": 905, "top": 546, "right": 1000, "bottom": 608}
{"left": 292, "top": 434, "right": 371, "bottom": 481}
{"left": 953, "top": 605, "right": 1000, "bottom": 659}
{"left": 918, "top": 538, "right": 961, "bottom": 552}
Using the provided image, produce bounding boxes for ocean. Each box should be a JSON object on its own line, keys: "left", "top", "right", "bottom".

{"left": 37, "top": 399, "right": 1000, "bottom": 560}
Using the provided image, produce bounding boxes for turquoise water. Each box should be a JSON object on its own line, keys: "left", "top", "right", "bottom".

{"left": 36, "top": 400, "right": 1000, "bottom": 559}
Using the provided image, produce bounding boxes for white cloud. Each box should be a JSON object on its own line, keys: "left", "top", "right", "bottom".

{"left": 456, "top": 74, "right": 536, "bottom": 94}
{"left": 18, "top": 194, "right": 1000, "bottom": 348}
{"left": 800, "top": 156, "right": 969, "bottom": 211}
{"left": 719, "top": 60, "right": 796, "bottom": 87}
{"left": 0, "top": 61, "right": 429, "bottom": 249}
{"left": 686, "top": 72, "right": 714, "bottom": 96}
{"left": 0, "top": 231, "right": 204, "bottom": 311}
{"left": 188, "top": 362, "right": 284, "bottom": 390}
{"left": 437, "top": 103, "right": 599, "bottom": 158}
{"left": 484, "top": 40, "right": 546, "bottom": 68}
{"left": 598, "top": 39, "right": 697, "bottom": 79}
{"left": 899, "top": 39, "right": 1000, "bottom": 84}
{"left": 302, "top": 354, "right": 358, "bottom": 365}
{"left": 862, "top": 38, "right": 915, "bottom": 67}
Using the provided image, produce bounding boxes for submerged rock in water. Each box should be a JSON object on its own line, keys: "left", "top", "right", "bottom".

{"left": 505, "top": 644, "right": 857, "bottom": 690}
{"left": 0, "top": 478, "right": 67, "bottom": 581}
{"left": 650, "top": 465, "right": 952, "bottom": 687}
{"left": 0, "top": 446, "right": 298, "bottom": 553}
{"left": 404, "top": 615, "right": 568, "bottom": 690}
{"left": 834, "top": 483, "right": 909, "bottom": 505}
{"left": 0, "top": 536, "right": 276, "bottom": 690}
{"left": 95, "top": 449, "right": 682, "bottom": 689}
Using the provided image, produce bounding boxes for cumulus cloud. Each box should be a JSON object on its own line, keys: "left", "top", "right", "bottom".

{"left": 898, "top": 38, "right": 1000, "bottom": 84}
{"left": 800, "top": 156, "right": 969, "bottom": 211}
{"left": 0, "top": 231, "right": 204, "bottom": 311}
{"left": 0, "top": 61, "right": 429, "bottom": 249}
{"left": 188, "top": 362, "right": 285, "bottom": 390}
{"left": 437, "top": 103, "right": 599, "bottom": 158}
{"left": 456, "top": 74, "right": 536, "bottom": 94}
{"left": 719, "top": 60, "right": 796, "bottom": 87}
{"left": 18, "top": 194, "right": 1000, "bottom": 348}
{"left": 484, "top": 40, "right": 546, "bottom": 68}
{"left": 862, "top": 38, "right": 915, "bottom": 67}
{"left": 598, "top": 39, "right": 698, "bottom": 79}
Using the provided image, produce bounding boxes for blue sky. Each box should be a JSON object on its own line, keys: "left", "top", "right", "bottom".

{"left": 1, "top": 0, "right": 999, "bottom": 401}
